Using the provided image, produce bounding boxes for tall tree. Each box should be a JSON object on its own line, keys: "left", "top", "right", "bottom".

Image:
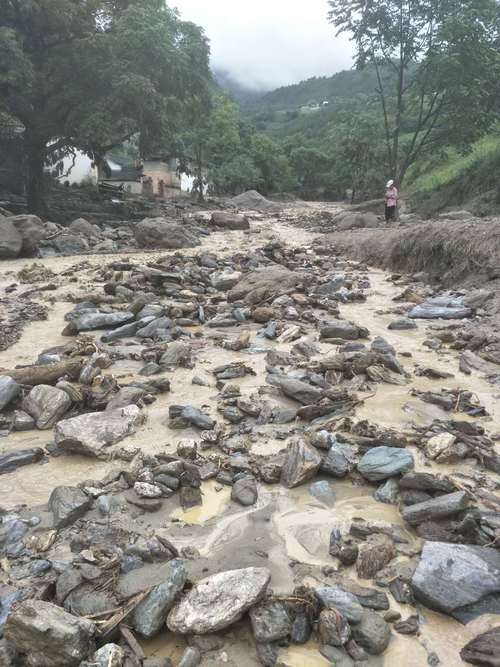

{"left": 0, "top": 0, "right": 210, "bottom": 214}
{"left": 328, "top": 0, "right": 500, "bottom": 184}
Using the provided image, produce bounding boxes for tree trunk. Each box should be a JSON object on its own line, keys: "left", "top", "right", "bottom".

{"left": 25, "top": 132, "right": 48, "bottom": 217}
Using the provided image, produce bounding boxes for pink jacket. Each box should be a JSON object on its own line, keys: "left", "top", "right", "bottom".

{"left": 386, "top": 186, "right": 398, "bottom": 207}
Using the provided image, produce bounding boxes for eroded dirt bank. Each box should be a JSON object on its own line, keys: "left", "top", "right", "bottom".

{"left": 0, "top": 204, "right": 499, "bottom": 667}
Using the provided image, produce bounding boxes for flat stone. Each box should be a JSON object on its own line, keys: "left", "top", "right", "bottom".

{"left": 167, "top": 567, "right": 270, "bottom": 634}
{"left": 388, "top": 319, "right": 417, "bottom": 330}
{"left": 55, "top": 405, "right": 143, "bottom": 458}
{"left": 357, "top": 447, "right": 414, "bottom": 481}
{"left": 268, "top": 375, "right": 323, "bottom": 405}
{"left": 5, "top": 599, "right": 95, "bottom": 667}
{"left": 75, "top": 311, "right": 135, "bottom": 332}
{"left": 401, "top": 491, "right": 469, "bottom": 525}
{"left": 411, "top": 542, "right": 500, "bottom": 619}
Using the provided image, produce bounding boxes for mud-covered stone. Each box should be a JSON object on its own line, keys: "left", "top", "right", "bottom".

{"left": 249, "top": 600, "right": 292, "bottom": 642}
{"left": 48, "top": 486, "right": 92, "bottom": 528}
{"left": 351, "top": 611, "right": 391, "bottom": 655}
{"left": 23, "top": 384, "right": 71, "bottom": 429}
{"left": 281, "top": 439, "right": 322, "bottom": 488}
{"left": 167, "top": 567, "right": 270, "bottom": 634}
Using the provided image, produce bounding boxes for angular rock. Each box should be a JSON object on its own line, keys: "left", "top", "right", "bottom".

{"left": 314, "top": 587, "right": 363, "bottom": 623}
{"left": 320, "top": 319, "right": 368, "bottom": 341}
{"left": 388, "top": 319, "right": 417, "bottom": 330}
{"left": 401, "top": 491, "right": 469, "bottom": 525}
{"left": 228, "top": 267, "right": 303, "bottom": 306}
{"left": 281, "top": 439, "right": 322, "bottom": 488}
{"left": 351, "top": 611, "right": 391, "bottom": 655}
{"left": 211, "top": 270, "right": 242, "bottom": 290}
{"left": 399, "top": 472, "right": 456, "bottom": 494}
{"left": 178, "top": 647, "right": 201, "bottom": 667}
{"left": 180, "top": 406, "right": 216, "bottom": 430}
{"left": 249, "top": 600, "right": 292, "bottom": 642}
{"left": 135, "top": 218, "right": 200, "bottom": 249}
{"left": 80, "top": 644, "right": 125, "bottom": 667}
{"left": 48, "top": 486, "right": 92, "bottom": 528}
{"left": 129, "top": 559, "right": 187, "bottom": 638}
{"left": 211, "top": 212, "right": 249, "bottom": 230}
{"left": 356, "top": 538, "right": 396, "bottom": 579}
{"left": 5, "top": 599, "right": 95, "bottom": 667}
{"left": 0, "top": 448, "right": 44, "bottom": 475}
{"left": 55, "top": 405, "right": 143, "bottom": 458}
{"left": 23, "top": 384, "right": 71, "bottom": 429}
{"left": 460, "top": 627, "right": 500, "bottom": 666}
{"left": 357, "top": 447, "right": 414, "bottom": 481}
{"left": 0, "top": 376, "right": 20, "bottom": 411}
{"left": 374, "top": 478, "right": 399, "bottom": 505}
{"left": 9, "top": 214, "right": 48, "bottom": 255}
{"left": 0, "top": 219, "right": 22, "bottom": 259}
{"left": 231, "top": 477, "right": 258, "bottom": 506}
{"left": 268, "top": 375, "right": 323, "bottom": 405}
{"left": 319, "top": 609, "right": 351, "bottom": 647}
{"left": 411, "top": 542, "right": 500, "bottom": 618}
{"left": 75, "top": 311, "right": 135, "bottom": 332}
{"left": 167, "top": 567, "right": 271, "bottom": 634}
{"left": 159, "top": 341, "right": 191, "bottom": 366}
{"left": 321, "top": 442, "right": 356, "bottom": 478}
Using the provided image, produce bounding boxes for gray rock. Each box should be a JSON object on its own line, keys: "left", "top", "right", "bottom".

{"left": 178, "top": 647, "right": 201, "bottom": 667}
{"left": 53, "top": 234, "right": 89, "bottom": 254}
{"left": 5, "top": 599, "right": 95, "bottom": 666}
{"left": 55, "top": 405, "right": 142, "bottom": 458}
{"left": 228, "top": 266, "right": 303, "bottom": 306}
{"left": 211, "top": 270, "right": 242, "bottom": 290}
{"left": 351, "top": 611, "right": 391, "bottom": 655}
{"left": 211, "top": 212, "right": 249, "bottom": 230}
{"left": 137, "top": 316, "right": 173, "bottom": 338}
{"left": 374, "top": 478, "right": 400, "bottom": 505}
{"left": 229, "top": 190, "right": 280, "bottom": 212}
{"left": 23, "top": 384, "right": 71, "bottom": 429}
{"left": 12, "top": 410, "right": 35, "bottom": 431}
{"left": 281, "top": 439, "right": 322, "bottom": 488}
{"left": 408, "top": 304, "right": 472, "bottom": 320}
{"left": 80, "top": 644, "right": 125, "bottom": 667}
{"left": 75, "top": 311, "right": 135, "bottom": 332}
{"left": 134, "top": 482, "right": 162, "bottom": 498}
{"left": 0, "top": 219, "right": 22, "bottom": 259}
{"left": 309, "top": 480, "right": 336, "bottom": 507}
{"left": 159, "top": 341, "right": 191, "bottom": 366}
{"left": 314, "top": 587, "right": 363, "bottom": 623}
{"left": 231, "top": 477, "right": 258, "bottom": 506}
{"left": 106, "top": 386, "right": 145, "bottom": 411}
{"left": 411, "top": 541, "right": 500, "bottom": 618}
{"left": 9, "top": 214, "right": 49, "bottom": 255}
{"left": 268, "top": 375, "right": 323, "bottom": 405}
{"left": 181, "top": 406, "right": 216, "bottom": 430}
{"left": 388, "top": 318, "right": 417, "bottom": 330}
{"left": 357, "top": 447, "right": 414, "bottom": 481}
{"left": 0, "top": 376, "right": 20, "bottom": 411}
{"left": 167, "top": 567, "right": 271, "bottom": 634}
{"left": 48, "top": 486, "right": 92, "bottom": 528}
{"left": 460, "top": 626, "right": 500, "bottom": 666}
{"left": 399, "top": 472, "right": 457, "bottom": 494}
{"left": 0, "top": 448, "right": 44, "bottom": 475}
{"left": 135, "top": 218, "right": 200, "bottom": 249}
{"left": 401, "top": 491, "right": 469, "bottom": 525}
{"left": 129, "top": 559, "right": 187, "bottom": 638}
{"left": 101, "top": 317, "right": 154, "bottom": 343}
{"left": 249, "top": 600, "right": 292, "bottom": 642}
{"left": 320, "top": 319, "right": 368, "bottom": 340}
{"left": 371, "top": 337, "right": 396, "bottom": 356}
{"left": 319, "top": 609, "right": 351, "bottom": 646}
{"left": 321, "top": 442, "right": 356, "bottom": 478}
{"left": 68, "top": 217, "right": 100, "bottom": 238}
{"left": 319, "top": 646, "right": 354, "bottom": 667}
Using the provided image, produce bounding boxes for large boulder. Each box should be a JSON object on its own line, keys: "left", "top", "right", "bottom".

{"left": 0, "top": 376, "right": 21, "bottom": 411}
{"left": 211, "top": 212, "right": 249, "bottom": 230}
{"left": 8, "top": 214, "right": 48, "bottom": 256}
{"left": 0, "top": 219, "right": 22, "bottom": 259}
{"left": 48, "top": 486, "right": 92, "bottom": 528}
{"left": 228, "top": 267, "right": 303, "bottom": 305}
{"left": 320, "top": 319, "right": 369, "bottom": 340}
{"left": 351, "top": 611, "right": 391, "bottom": 654}
{"left": 336, "top": 211, "right": 380, "bottom": 231}
{"left": 281, "top": 439, "right": 322, "bottom": 488}
{"left": 54, "top": 405, "right": 143, "bottom": 458}
{"left": 357, "top": 447, "right": 414, "bottom": 481}
{"left": 229, "top": 190, "right": 280, "bottom": 212}
{"left": 411, "top": 542, "right": 500, "bottom": 620}
{"left": 23, "top": 384, "right": 71, "bottom": 429}
{"left": 5, "top": 599, "right": 95, "bottom": 666}
{"left": 129, "top": 559, "right": 187, "bottom": 638}
{"left": 167, "top": 567, "right": 271, "bottom": 634}
{"left": 68, "top": 218, "right": 100, "bottom": 239}
{"left": 135, "top": 218, "right": 200, "bottom": 249}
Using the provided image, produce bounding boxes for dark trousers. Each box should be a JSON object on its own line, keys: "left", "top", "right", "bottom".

{"left": 385, "top": 205, "right": 396, "bottom": 222}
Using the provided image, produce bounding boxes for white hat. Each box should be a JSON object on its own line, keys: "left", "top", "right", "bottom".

{"left": 386, "top": 180, "right": 394, "bottom": 188}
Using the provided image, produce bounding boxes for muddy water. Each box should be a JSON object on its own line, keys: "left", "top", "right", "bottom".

{"left": 0, "top": 209, "right": 499, "bottom": 665}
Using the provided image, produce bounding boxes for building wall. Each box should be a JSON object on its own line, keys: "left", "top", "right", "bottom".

{"left": 143, "top": 160, "right": 181, "bottom": 190}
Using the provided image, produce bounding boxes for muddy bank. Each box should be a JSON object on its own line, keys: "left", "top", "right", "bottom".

{"left": 0, "top": 204, "right": 499, "bottom": 667}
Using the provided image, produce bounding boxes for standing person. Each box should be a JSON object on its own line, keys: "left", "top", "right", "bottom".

{"left": 385, "top": 180, "right": 398, "bottom": 223}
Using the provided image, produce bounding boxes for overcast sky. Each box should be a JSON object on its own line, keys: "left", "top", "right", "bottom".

{"left": 172, "top": 0, "right": 354, "bottom": 90}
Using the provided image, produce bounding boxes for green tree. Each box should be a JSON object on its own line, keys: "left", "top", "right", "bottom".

{"left": 328, "top": 0, "right": 500, "bottom": 184}
{"left": 0, "top": 0, "right": 210, "bottom": 214}
{"left": 289, "top": 146, "right": 332, "bottom": 191}
{"left": 249, "top": 133, "right": 296, "bottom": 193}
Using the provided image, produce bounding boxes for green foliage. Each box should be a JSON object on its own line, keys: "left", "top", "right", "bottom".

{"left": 0, "top": 0, "right": 211, "bottom": 212}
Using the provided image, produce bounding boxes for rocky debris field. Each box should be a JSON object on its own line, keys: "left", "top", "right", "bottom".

{"left": 0, "top": 201, "right": 499, "bottom": 667}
